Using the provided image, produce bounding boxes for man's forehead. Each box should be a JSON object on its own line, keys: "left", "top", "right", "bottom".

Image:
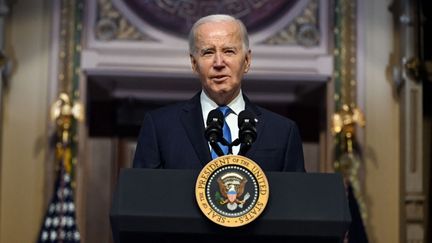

{"left": 196, "top": 21, "right": 241, "bottom": 37}
{"left": 195, "top": 23, "right": 242, "bottom": 46}
{"left": 197, "top": 20, "right": 239, "bottom": 31}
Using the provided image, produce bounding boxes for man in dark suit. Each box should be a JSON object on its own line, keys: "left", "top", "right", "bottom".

{"left": 133, "top": 14, "right": 305, "bottom": 172}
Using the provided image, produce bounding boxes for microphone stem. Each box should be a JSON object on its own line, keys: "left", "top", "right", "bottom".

{"left": 210, "top": 142, "right": 224, "bottom": 157}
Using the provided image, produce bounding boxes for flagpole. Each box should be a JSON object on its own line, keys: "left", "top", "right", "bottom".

{"left": 332, "top": 0, "right": 368, "bottom": 242}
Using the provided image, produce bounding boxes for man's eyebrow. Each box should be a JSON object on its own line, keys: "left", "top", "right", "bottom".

{"left": 223, "top": 46, "right": 237, "bottom": 50}
{"left": 199, "top": 47, "right": 215, "bottom": 53}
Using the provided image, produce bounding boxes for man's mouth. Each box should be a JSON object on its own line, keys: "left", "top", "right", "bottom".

{"left": 211, "top": 75, "right": 229, "bottom": 82}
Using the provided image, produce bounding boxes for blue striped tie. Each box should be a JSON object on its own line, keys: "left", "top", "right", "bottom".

{"left": 211, "top": 106, "right": 232, "bottom": 159}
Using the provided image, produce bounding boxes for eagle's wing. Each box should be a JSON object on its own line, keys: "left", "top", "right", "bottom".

{"left": 217, "top": 177, "right": 227, "bottom": 198}
{"left": 237, "top": 178, "right": 248, "bottom": 197}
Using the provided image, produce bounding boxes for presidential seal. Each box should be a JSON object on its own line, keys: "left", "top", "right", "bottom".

{"left": 195, "top": 155, "right": 269, "bottom": 227}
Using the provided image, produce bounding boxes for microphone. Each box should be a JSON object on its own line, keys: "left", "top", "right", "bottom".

{"left": 205, "top": 109, "right": 225, "bottom": 157}
{"left": 205, "top": 109, "right": 224, "bottom": 143}
{"left": 238, "top": 110, "right": 257, "bottom": 147}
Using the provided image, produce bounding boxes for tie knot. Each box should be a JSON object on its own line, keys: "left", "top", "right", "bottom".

{"left": 218, "top": 106, "right": 231, "bottom": 117}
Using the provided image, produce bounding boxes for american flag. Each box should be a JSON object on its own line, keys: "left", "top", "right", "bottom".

{"left": 37, "top": 165, "right": 80, "bottom": 243}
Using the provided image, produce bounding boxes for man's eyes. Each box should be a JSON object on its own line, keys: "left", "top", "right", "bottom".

{"left": 224, "top": 49, "right": 235, "bottom": 55}
{"left": 200, "top": 49, "right": 236, "bottom": 56}
{"left": 202, "top": 51, "right": 214, "bottom": 56}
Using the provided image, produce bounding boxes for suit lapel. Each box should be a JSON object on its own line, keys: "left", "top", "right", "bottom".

{"left": 180, "top": 92, "right": 212, "bottom": 165}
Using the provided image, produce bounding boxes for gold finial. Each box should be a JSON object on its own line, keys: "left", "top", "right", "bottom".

{"left": 51, "top": 92, "right": 84, "bottom": 144}
{"left": 51, "top": 92, "right": 84, "bottom": 123}
{"left": 332, "top": 104, "right": 368, "bottom": 221}
{"left": 51, "top": 92, "right": 84, "bottom": 174}
{"left": 331, "top": 105, "right": 365, "bottom": 135}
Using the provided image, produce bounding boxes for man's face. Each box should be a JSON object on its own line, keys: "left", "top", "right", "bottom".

{"left": 190, "top": 21, "right": 251, "bottom": 105}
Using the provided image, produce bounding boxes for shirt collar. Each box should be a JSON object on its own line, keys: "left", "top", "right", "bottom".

{"left": 200, "top": 90, "right": 245, "bottom": 121}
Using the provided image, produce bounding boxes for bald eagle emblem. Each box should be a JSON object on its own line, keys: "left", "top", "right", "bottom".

{"left": 215, "top": 172, "right": 251, "bottom": 211}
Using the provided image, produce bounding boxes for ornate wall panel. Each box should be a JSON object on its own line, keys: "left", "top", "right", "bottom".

{"left": 389, "top": 0, "right": 428, "bottom": 242}
{"left": 81, "top": 0, "right": 332, "bottom": 80}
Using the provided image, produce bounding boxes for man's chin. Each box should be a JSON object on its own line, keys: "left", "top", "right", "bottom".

{"left": 214, "top": 90, "right": 232, "bottom": 98}
{"left": 208, "top": 90, "right": 238, "bottom": 105}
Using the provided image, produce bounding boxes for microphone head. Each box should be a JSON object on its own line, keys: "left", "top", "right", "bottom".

{"left": 238, "top": 110, "right": 257, "bottom": 145}
{"left": 205, "top": 109, "right": 224, "bottom": 143}
{"left": 238, "top": 110, "right": 257, "bottom": 128}
{"left": 207, "top": 109, "right": 224, "bottom": 126}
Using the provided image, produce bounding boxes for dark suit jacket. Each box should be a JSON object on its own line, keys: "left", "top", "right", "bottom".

{"left": 133, "top": 92, "right": 305, "bottom": 172}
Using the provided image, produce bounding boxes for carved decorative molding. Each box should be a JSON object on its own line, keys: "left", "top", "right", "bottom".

{"left": 112, "top": 0, "right": 298, "bottom": 38}
{"left": 95, "top": 0, "right": 155, "bottom": 41}
{"left": 261, "top": 0, "right": 320, "bottom": 46}
{"left": 94, "top": 0, "right": 303, "bottom": 42}
{"left": 82, "top": 0, "right": 332, "bottom": 80}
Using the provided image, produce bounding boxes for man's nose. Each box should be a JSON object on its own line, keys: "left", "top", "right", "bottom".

{"left": 213, "top": 52, "right": 225, "bottom": 69}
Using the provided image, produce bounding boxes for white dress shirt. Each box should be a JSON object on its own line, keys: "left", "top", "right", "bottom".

{"left": 200, "top": 90, "right": 245, "bottom": 155}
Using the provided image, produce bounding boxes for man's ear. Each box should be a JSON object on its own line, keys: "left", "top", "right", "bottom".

{"left": 190, "top": 54, "right": 198, "bottom": 73}
{"left": 244, "top": 50, "right": 252, "bottom": 73}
